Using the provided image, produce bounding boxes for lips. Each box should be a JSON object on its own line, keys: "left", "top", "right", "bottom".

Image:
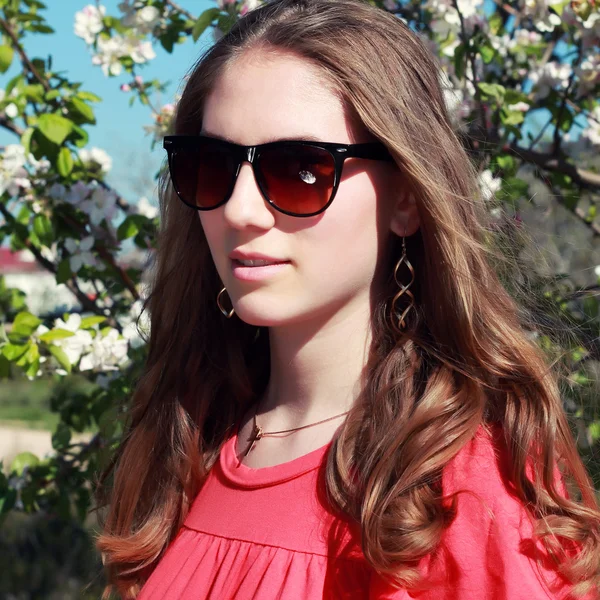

{"left": 234, "top": 258, "right": 288, "bottom": 267}
{"left": 229, "top": 250, "right": 289, "bottom": 266}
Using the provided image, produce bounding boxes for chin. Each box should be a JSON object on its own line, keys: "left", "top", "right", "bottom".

{"left": 231, "top": 296, "right": 302, "bottom": 328}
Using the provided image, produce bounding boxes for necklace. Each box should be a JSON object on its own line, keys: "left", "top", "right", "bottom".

{"left": 243, "top": 399, "right": 350, "bottom": 457}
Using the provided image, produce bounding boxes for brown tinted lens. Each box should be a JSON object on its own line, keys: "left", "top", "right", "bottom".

{"left": 257, "top": 145, "right": 335, "bottom": 215}
{"left": 171, "top": 142, "right": 237, "bottom": 208}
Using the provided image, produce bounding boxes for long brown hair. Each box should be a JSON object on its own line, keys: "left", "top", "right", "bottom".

{"left": 95, "top": 0, "right": 600, "bottom": 597}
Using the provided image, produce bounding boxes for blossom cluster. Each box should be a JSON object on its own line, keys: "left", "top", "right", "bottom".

{"left": 143, "top": 102, "right": 176, "bottom": 143}
{"left": 427, "top": 0, "right": 600, "bottom": 127}
{"left": 35, "top": 313, "right": 130, "bottom": 377}
{"left": 74, "top": 3, "right": 160, "bottom": 76}
{"left": 0, "top": 144, "right": 50, "bottom": 200}
{"left": 50, "top": 180, "right": 119, "bottom": 228}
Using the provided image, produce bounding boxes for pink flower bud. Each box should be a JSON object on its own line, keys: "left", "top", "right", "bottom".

{"left": 120, "top": 83, "right": 131, "bottom": 92}
{"left": 134, "top": 75, "right": 144, "bottom": 85}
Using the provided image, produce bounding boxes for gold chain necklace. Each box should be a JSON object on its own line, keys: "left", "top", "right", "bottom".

{"left": 243, "top": 399, "right": 350, "bottom": 457}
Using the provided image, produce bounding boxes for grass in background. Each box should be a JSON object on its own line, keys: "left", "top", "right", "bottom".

{"left": 0, "top": 375, "right": 96, "bottom": 431}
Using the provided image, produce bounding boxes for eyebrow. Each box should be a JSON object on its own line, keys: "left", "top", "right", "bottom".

{"left": 199, "top": 131, "right": 326, "bottom": 144}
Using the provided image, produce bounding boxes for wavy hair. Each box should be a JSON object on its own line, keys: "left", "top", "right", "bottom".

{"left": 95, "top": 0, "right": 600, "bottom": 597}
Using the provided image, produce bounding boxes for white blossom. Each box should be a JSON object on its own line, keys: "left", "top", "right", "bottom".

{"left": 79, "top": 328, "right": 129, "bottom": 371}
{"left": 4, "top": 103, "right": 18, "bottom": 118}
{"left": 51, "top": 314, "right": 94, "bottom": 365}
{"left": 92, "top": 36, "right": 125, "bottom": 76}
{"left": 80, "top": 187, "right": 118, "bottom": 226}
{"left": 135, "top": 196, "right": 158, "bottom": 219}
{"left": 478, "top": 169, "right": 502, "bottom": 202}
{"left": 507, "top": 101, "right": 530, "bottom": 112}
{"left": 143, "top": 102, "right": 176, "bottom": 142}
{"left": 0, "top": 144, "right": 28, "bottom": 196}
{"left": 119, "top": 299, "right": 149, "bottom": 350}
{"left": 119, "top": 3, "right": 161, "bottom": 34}
{"left": 64, "top": 235, "right": 99, "bottom": 272}
{"left": 528, "top": 61, "right": 572, "bottom": 100}
{"left": 65, "top": 181, "right": 92, "bottom": 206}
{"left": 79, "top": 146, "right": 113, "bottom": 174}
{"left": 74, "top": 4, "right": 106, "bottom": 45}
{"left": 91, "top": 33, "right": 156, "bottom": 76}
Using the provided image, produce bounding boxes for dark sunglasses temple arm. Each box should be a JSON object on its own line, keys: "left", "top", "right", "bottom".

{"left": 344, "top": 143, "right": 394, "bottom": 162}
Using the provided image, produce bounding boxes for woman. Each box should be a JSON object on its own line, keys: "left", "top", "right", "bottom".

{"left": 96, "top": 0, "right": 600, "bottom": 598}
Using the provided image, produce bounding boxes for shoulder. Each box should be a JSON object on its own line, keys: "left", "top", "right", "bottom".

{"left": 441, "top": 423, "right": 515, "bottom": 510}
{"left": 426, "top": 424, "right": 573, "bottom": 599}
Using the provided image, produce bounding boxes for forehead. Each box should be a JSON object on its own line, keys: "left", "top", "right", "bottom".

{"left": 201, "top": 49, "right": 356, "bottom": 145}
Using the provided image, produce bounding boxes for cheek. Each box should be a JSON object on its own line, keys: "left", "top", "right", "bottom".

{"left": 299, "top": 182, "right": 384, "bottom": 286}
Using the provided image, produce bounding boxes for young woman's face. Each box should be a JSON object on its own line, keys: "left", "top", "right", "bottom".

{"left": 199, "top": 49, "right": 405, "bottom": 327}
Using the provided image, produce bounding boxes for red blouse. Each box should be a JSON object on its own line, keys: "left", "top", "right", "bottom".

{"left": 137, "top": 426, "right": 581, "bottom": 599}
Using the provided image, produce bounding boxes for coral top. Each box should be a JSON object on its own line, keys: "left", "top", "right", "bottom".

{"left": 137, "top": 426, "right": 577, "bottom": 599}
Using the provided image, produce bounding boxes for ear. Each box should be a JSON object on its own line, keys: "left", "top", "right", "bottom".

{"left": 390, "top": 191, "right": 420, "bottom": 237}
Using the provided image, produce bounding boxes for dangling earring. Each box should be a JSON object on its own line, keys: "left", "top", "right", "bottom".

{"left": 390, "top": 234, "right": 415, "bottom": 334}
{"left": 217, "top": 286, "right": 235, "bottom": 318}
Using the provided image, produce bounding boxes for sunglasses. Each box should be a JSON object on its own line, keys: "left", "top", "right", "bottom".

{"left": 163, "top": 135, "right": 394, "bottom": 218}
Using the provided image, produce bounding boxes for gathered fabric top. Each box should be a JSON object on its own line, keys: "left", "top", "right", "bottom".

{"left": 137, "top": 425, "right": 578, "bottom": 599}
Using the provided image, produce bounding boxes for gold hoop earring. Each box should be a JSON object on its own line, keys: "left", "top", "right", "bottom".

{"left": 217, "top": 286, "right": 235, "bottom": 318}
{"left": 390, "top": 236, "right": 415, "bottom": 334}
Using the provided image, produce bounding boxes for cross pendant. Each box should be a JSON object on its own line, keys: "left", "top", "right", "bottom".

{"left": 244, "top": 424, "right": 263, "bottom": 457}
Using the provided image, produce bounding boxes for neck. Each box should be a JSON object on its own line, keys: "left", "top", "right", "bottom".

{"left": 258, "top": 293, "right": 372, "bottom": 428}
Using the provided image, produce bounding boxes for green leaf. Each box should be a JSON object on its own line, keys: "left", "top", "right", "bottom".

{"left": 69, "top": 123, "right": 89, "bottom": 148}
{"left": 479, "top": 44, "right": 495, "bottom": 64}
{"left": 77, "top": 90, "right": 101, "bottom": 102}
{"left": 44, "top": 89, "right": 61, "bottom": 101}
{"left": 192, "top": 8, "right": 220, "bottom": 42}
{"left": 217, "top": 13, "right": 237, "bottom": 35}
{"left": 117, "top": 215, "right": 139, "bottom": 241}
{"left": 39, "top": 328, "right": 75, "bottom": 343}
{"left": 0, "top": 45, "right": 14, "bottom": 73}
{"left": 68, "top": 97, "right": 95, "bottom": 124}
{"left": 23, "top": 83, "right": 45, "bottom": 102}
{"left": 56, "top": 258, "right": 72, "bottom": 284}
{"left": 33, "top": 213, "right": 54, "bottom": 246}
{"left": 52, "top": 422, "right": 71, "bottom": 451}
{"left": 10, "top": 452, "right": 40, "bottom": 475}
{"left": 2, "top": 342, "right": 29, "bottom": 360}
{"left": 0, "top": 354, "right": 10, "bottom": 378}
{"left": 20, "top": 127, "right": 34, "bottom": 155}
{"left": 501, "top": 109, "right": 524, "bottom": 126}
{"left": 0, "top": 489, "right": 17, "bottom": 514}
{"left": 80, "top": 315, "right": 106, "bottom": 329}
{"left": 37, "top": 113, "right": 74, "bottom": 145}
{"left": 48, "top": 344, "right": 71, "bottom": 373}
{"left": 57, "top": 146, "right": 74, "bottom": 176}
{"left": 13, "top": 311, "right": 42, "bottom": 335}
{"left": 477, "top": 82, "right": 506, "bottom": 102}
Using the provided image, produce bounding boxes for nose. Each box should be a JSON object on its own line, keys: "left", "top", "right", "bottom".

{"left": 222, "top": 161, "right": 276, "bottom": 231}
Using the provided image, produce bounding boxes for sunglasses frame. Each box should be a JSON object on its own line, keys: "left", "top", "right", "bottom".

{"left": 163, "top": 134, "right": 395, "bottom": 218}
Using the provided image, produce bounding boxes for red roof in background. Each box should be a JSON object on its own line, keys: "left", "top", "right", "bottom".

{"left": 0, "top": 247, "right": 44, "bottom": 274}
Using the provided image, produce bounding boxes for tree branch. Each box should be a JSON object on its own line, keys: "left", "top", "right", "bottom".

{"left": 0, "top": 17, "right": 50, "bottom": 92}
{"left": 0, "top": 115, "right": 24, "bottom": 137}
{"left": 164, "top": 0, "right": 197, "bottom": 22}
{"left": 507, "top": 144, "right": 600, "bottom": 191}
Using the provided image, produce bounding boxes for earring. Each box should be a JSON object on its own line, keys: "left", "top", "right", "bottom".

{"left": 217, "top": 286, "right": 235, "bottom": 318}
{"left": 390, "top": 235, "right": 415, "bottom": 334}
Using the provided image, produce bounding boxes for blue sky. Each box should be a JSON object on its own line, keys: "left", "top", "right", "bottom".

{"left": 0, "top": 0, "right": 215, "bottom": 205}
